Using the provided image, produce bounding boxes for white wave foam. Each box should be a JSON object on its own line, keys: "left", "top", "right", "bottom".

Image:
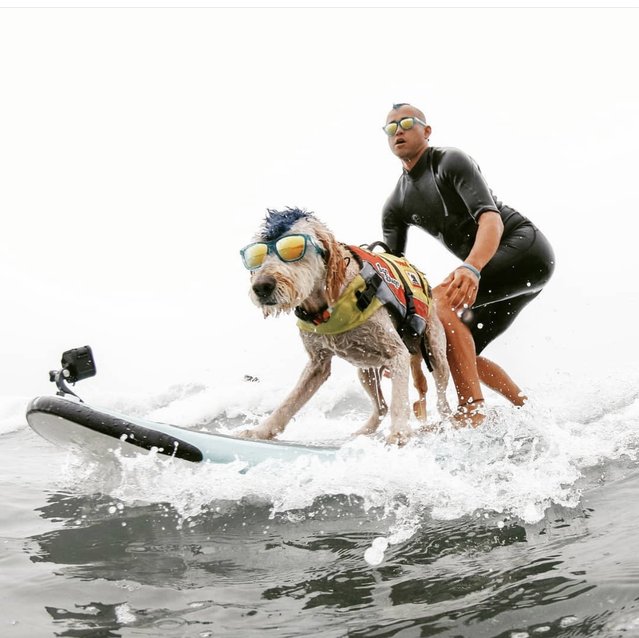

{"left": 20, "top": 361, "right": 639, "bottom": 558}
{"left": 55, "top": 373, "right": 639, "bottom": 533}
{"left": 0, "top": 397, "right": 30, "bottom": 435}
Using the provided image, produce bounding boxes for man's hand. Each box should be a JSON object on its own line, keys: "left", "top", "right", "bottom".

{"left": 441, "top": 211, "right": 503, "bottom": 312}
{"left": 441, "top": 266, "right": 480, "bottom": 312}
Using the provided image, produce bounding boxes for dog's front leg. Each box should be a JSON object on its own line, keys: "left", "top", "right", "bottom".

{"left": 386, "top": 350, "right": 413, "bottom": 446}
{"left": 240, "top": 354, "right": 332, "bottom": 440}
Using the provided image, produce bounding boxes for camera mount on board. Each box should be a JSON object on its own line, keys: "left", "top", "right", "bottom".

{"left": 49, "top": 345, "right": 97, "bottom": 401}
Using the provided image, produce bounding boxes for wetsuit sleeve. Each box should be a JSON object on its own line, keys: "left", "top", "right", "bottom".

{"left": 439, "top": 148, "right": 499, "bottom": 220}
{"left": 382, "top": 197, "right": 408, "bottom": 256}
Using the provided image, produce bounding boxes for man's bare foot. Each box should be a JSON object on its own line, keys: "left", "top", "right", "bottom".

{"left": 451, "top": 402, "right": 486, "bottom": 429}
{"left": 413, "top": 398, "right": 427, "bottom": 422}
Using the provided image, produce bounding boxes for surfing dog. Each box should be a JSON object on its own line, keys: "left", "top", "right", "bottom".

{"left": 239, "top": 208, "right": 450, "bottom": 445}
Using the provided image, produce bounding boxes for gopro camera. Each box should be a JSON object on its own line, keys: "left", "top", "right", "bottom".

{"left": 60, "top": 346, "right": 97, "bottom": 383}
{"left": 49, "top": 345, "right": 97, "bottom": 400}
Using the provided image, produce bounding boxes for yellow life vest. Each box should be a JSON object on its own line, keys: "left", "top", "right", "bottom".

{"left": 297, "top": 246, "right": 432, "bottom": 350}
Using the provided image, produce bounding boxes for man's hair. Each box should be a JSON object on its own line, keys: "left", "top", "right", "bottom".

{"left": 391, "top": 103, "right": 426, "bottom": 122}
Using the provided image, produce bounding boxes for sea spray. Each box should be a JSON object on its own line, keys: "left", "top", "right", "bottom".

{"left": 48, "top": 366, "right": 639, "bottom": 549}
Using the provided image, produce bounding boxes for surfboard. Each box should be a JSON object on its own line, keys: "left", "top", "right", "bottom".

{"left": 26, "top": 395, "right": 339, "bottom": 466}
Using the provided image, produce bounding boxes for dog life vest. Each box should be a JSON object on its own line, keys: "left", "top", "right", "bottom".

{"left": 296, "top": 245, "right": 433, "bottom": 365}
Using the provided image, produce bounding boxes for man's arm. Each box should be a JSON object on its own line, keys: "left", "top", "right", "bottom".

{"left": 382, "top": 202, "right": 409, "bottom": 256}
{"left": 443, "top": 211, "right": 504, "bottom": 311}
{"left": 441, "top": 148, "right": 500, "bottom": 222}
{"left": 464, "top": 211, "right": 503, "bottom": 272}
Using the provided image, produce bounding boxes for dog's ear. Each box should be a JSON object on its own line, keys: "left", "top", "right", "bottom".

{"left": 315, "top": 225, "right": 347, "bottom": 305}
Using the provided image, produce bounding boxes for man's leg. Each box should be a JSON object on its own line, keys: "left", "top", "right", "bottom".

{"left": 476, "top": 356, "right": 527, "bottom": 406}
{"left": 466, "top": 292, "right": 541, "bottom": 407}
{"left": 433, "top": 286, "right": 485, "bottom": 426}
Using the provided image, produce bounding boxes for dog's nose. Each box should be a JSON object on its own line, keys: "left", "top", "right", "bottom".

{"left": 252, "top": 276, "right": 276, "bottom": 300}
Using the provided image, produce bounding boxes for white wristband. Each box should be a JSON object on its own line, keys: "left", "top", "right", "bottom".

{"left": 459, "top": 262, "right": 481, "bottom": 280}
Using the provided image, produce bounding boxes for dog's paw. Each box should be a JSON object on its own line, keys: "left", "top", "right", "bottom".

{"left": 237, "top": 427, "right": 275, "bottom": 441}
{"left": 385, "top": 428, "right": 412, "bottom": 447}
{"left": 417, "top": 420, "right": 445, "bottom": 435}
{"left": 353, "top": 423, "right": 381, "bottom": 438}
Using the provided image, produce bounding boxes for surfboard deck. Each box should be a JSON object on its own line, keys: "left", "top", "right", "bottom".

{"left": 26, "top": 395, "right": 338, "bottom": 466}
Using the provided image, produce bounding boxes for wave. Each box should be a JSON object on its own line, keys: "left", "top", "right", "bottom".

{"left": 31, "top": 365, "right": 635, "bottom": 565}
{"left": 0, "top": 396, "right": 31, "bottom": 435}
{"left": 10, "top": 358, "right": 639, "bottom": 569}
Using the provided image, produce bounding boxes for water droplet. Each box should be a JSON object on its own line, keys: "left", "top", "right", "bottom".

{"left": 364, "top": 536, "right": 389, "bottom": 566}
{"left": 559, "top": 616, "right": 579, "bottom": 628}
{"left": 153, "top": 618, "right": 187, "bottom": 629}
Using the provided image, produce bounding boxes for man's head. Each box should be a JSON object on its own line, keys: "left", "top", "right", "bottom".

{"left": 384, "top": 103, "right": 431, "bottom": 168}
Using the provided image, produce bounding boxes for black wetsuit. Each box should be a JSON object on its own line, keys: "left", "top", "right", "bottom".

{"left": 382, "top": 146, "right": 555, "bottom": 354}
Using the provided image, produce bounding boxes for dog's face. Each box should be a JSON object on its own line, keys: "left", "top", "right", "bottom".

{"left": 245, "top": 215, "right": 328, "bottom": 317}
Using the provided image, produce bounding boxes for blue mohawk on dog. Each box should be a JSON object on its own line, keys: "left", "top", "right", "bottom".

{"left": 261, "top": 207, "right": 314, "bottom": 241}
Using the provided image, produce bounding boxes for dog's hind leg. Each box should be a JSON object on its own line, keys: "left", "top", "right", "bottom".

{"left": 353, "top": 368, "right": 388, "bottom": 437}
{"left": 386, "top": 349, "right": 413, "bottom": 446}
{"left": 240, "top": 355, "right": 332, "bottom": 440}
{"left": 426, "top": 312, "right": 452, "bottom": 417}
{"left": 410, "top": 354, "right": 428, "bottom": 423}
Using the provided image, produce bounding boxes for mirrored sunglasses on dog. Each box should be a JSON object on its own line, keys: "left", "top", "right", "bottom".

{"left": 382, "top": 116, "right": 427, "bottom": 136}
{"left": 240, "top": 234, "right": 326, "bottom": 270}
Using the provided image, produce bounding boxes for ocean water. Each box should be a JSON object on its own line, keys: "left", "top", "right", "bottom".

{"left": 2, "top": 361, "right": 638, "bottom": 638}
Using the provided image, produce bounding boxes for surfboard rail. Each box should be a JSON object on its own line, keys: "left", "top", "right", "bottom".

{"left": 26, "top": 395, "right": 339, "bottom": 466}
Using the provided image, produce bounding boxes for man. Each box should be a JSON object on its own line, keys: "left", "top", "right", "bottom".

{"left": 382, "top": 103, "right": 555, "bottom": 425}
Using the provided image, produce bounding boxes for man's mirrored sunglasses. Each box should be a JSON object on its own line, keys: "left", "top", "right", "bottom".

{"left": 240, "top": 234, "right": 326, "bottom": 270}
{"left": 382, "top": 116, "right": 427, "bottom": 137}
